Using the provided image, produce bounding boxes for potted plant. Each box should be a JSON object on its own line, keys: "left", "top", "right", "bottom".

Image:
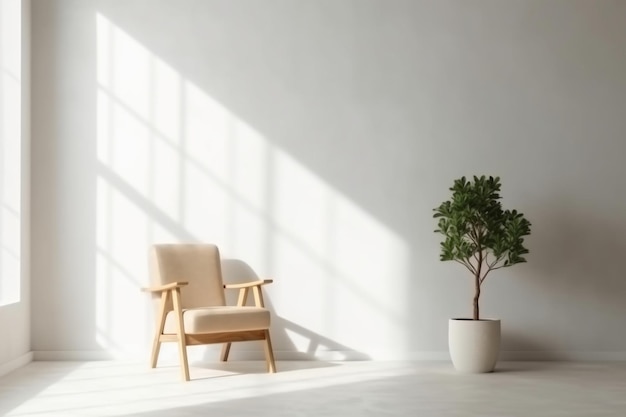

{"left": 433, "top": 175, "right": 531, "bottom": 373}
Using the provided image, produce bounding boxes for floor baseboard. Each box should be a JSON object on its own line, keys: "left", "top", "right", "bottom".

{"left": 0, "top": 351, "right": 34, "bottom": 377}
{"left": 28, "top": 349, "right": 626, "bottom": 362}
{"left": 33, "top": 350, "right": 115, "bottom": 361}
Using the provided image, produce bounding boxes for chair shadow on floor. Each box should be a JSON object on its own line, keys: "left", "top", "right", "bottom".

{"left": 191, "top": 258, "right": 370, "bottom": 375}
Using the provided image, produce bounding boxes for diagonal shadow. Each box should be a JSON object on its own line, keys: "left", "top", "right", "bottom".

{"left": 217, "top": 258, "right": 371, "bottom": 361}
{"left": 92, "top": 5, "right": 414, "bottom": 365}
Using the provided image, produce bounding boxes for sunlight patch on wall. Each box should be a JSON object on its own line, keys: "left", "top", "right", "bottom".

{"left": 0, "top": 0, "right": 21, "bottom": 306}
{"left": 272, "top": 150, "right": 408, "bottom": 357}
{"left": 95, "top": 13, "right": 408, "bottom": 359}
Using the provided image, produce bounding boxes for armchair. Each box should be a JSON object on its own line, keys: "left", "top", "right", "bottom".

{"left": 142, "top": 244, "right": 276, "bottom": 381}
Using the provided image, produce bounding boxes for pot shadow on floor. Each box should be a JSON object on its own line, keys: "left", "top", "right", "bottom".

{"left": 495, "top": 332, "right": 566, "bottom": 373}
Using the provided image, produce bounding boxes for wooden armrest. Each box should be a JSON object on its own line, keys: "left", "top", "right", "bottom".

{"left": 141, "top": 281, "right": 189, "bottom": 292}
{"left": 224, "top": 279, "right": 273, "bottom": 289}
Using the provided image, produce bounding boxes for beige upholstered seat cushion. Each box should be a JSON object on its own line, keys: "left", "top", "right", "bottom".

{"left": 163, "top": 306, "right": 270, "bottom": 335}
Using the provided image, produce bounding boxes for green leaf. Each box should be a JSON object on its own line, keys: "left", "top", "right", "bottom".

{"left": 433, "top": 175, "right": 531, "bottom": 273}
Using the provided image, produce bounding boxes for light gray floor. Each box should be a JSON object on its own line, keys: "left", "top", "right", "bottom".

{"left": 1, "top": 360, "right": 625, "bottom": 416}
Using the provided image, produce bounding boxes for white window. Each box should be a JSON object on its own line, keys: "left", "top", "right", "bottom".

{"left": 0, "top": 0, "right": 21, "bottom": 306}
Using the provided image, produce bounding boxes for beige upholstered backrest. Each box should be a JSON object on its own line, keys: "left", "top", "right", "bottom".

{"left": 149, "top": 244, "right": 226, "bottom": 309}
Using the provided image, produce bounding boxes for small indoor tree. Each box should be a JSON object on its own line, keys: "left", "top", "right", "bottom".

{"left": 433, "top": 175, "right": 531, "bottom": 320}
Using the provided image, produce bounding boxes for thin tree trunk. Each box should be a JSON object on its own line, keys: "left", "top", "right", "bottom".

{"left": 473, "top": 277, "right": 480, "bottom": 320}
{"left": 474, "top": 252, "right": 482, "bottom": 320}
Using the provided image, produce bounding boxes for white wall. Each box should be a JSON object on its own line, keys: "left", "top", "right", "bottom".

{"left": 31, "top": 0, "right": 626, "bottom": 360}
{"left": 0, "top": 0, "right": 31, "bottom": 375}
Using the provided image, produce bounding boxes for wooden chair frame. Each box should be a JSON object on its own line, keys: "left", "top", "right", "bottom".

{"left": 142, "top": 279, "right": 276, "bottom": 381}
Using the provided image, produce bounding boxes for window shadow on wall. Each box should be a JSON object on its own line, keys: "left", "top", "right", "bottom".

{"left": 94, "top": 10, "right": 409, "bottom": 361}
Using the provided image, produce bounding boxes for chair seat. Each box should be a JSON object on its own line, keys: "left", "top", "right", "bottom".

{"left": 163, "top": 306, "right": 270, "bottom": 335}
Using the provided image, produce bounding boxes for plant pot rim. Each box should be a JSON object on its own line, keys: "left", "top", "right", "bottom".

{"left": 450, "top": 318, "right": 500, "bottom": 322}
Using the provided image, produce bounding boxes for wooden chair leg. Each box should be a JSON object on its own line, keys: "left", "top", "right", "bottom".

{"left": 221, "top": 287, "right": 250, "bottom": 362}
{"left": 263, "top": 329, "right": 276, "bottom": 373}
{"left": 150, "top": 290, "right": 170, "bottom": 368}
{"left": 172, "top": 288, "right": 190, "bottom": 381}
{"left": 220, "top": 343, "right": 231, "bottom": 362}
{"left": 178, "top": 340, "right": 190, "bottom": 382}
{"left": 150, "top": 337, "right": 162, "bottom": 369}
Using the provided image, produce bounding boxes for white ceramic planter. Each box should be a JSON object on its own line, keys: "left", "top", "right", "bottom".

{"left": 448, "top": 318, "right": 501, "bottom": 373}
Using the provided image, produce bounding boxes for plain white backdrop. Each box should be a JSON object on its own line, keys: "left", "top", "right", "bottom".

{"left": 8, "top": 0, "right": 626, "bottom": 366}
